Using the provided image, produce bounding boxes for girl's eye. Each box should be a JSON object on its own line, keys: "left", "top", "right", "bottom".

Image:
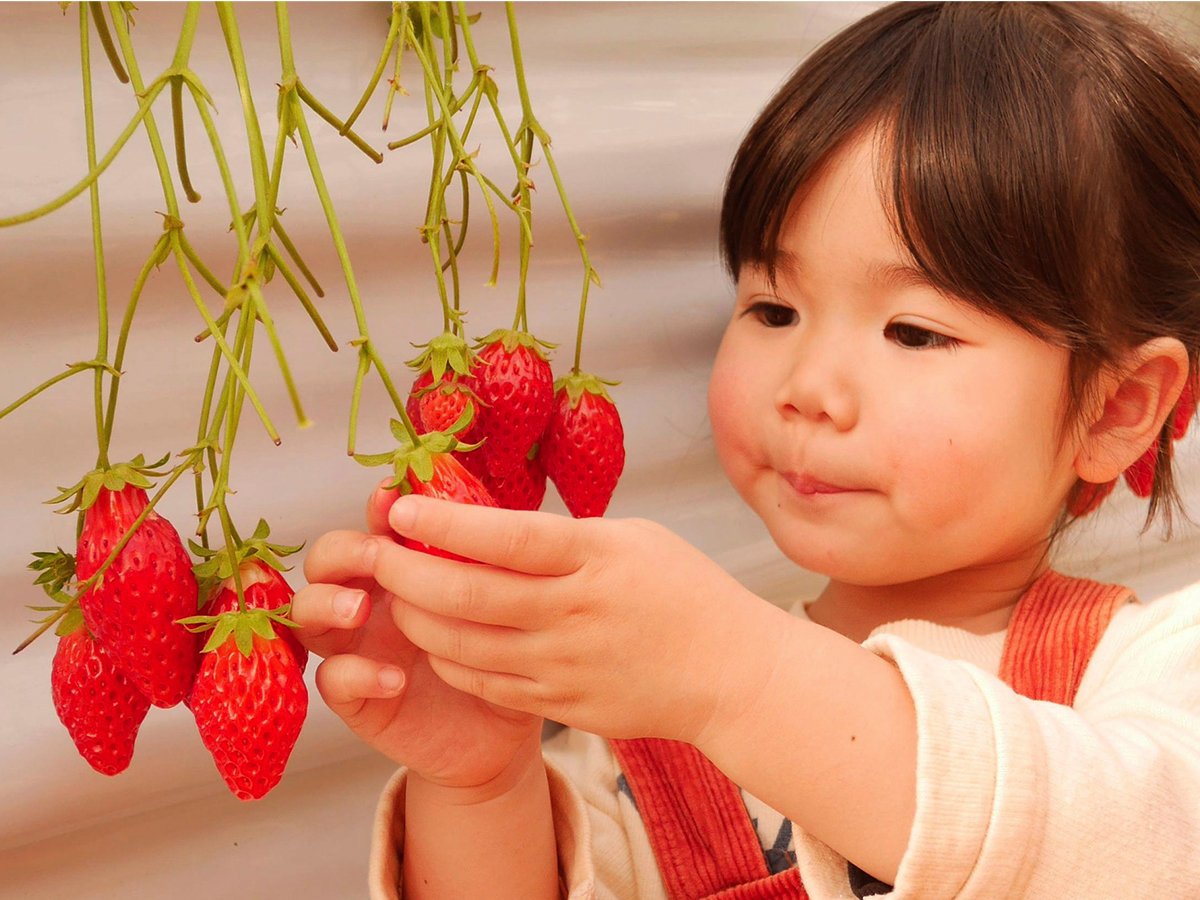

{"left": 745, "top": 301, "right": 797, "bottom": 328}
{"left": 885, "top": 321, "right": 959, "bottom": 351}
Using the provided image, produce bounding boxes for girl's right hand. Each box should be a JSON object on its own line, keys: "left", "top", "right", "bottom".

{"left": 290, "top": 482, "right": 545, "bottom": 792}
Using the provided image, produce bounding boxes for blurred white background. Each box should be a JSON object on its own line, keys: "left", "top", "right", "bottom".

{"left": 2, "top": 3, "right": 1199, "bottom": 898}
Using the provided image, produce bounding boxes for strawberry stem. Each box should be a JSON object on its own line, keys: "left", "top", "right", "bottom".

{"left": 342, "top": 1, "right": 404, "bottom": 135}
{"left": 81, "top": 3, "right": 112, "bottom": 472}
{"left": 503, "top": 1, "right": 598, "bottom": 372}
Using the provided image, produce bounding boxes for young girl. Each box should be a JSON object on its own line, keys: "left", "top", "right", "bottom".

{"left": 293, "top": 3, "right": 1200, "bottom": 898}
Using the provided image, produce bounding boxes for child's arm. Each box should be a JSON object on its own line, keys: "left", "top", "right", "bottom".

{"left": 401, "top": 749, "right": 559, "bottom": 900}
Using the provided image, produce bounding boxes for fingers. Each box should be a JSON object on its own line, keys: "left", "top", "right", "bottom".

{"left": 387, "top": 494, "right": 594, "bottom": 575}
{"left": 366, "top": 478, "right": 402, "bottom": 537}
{"left": 391, "top": 595, "right": 532, "bottom": 675}
{"left": 290, "top": 582, "right": 372, "bottom": 658}
{"left": 424, "top": 653, "right": 542, "bottom": 714}
{"left": 374, "top": 539, "right": 550, "bottom": 629}
{"left": 315, "top": 653, "right": 406, "bottom": 728}
{"left": 303, "top": 529, "right": 384, "bottom": 585}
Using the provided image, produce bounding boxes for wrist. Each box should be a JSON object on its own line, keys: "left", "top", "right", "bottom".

{"left": 408, "top": 734, "right": 546, "bottom": 808}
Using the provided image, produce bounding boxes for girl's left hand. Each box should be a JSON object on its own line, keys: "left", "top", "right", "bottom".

{"left": 376, "top": 494, "right": 785, "bottom": 745}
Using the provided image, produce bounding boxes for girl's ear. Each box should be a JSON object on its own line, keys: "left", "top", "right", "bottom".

{"left": 1076, "top": 337, "right": 1190, "bottom": 483}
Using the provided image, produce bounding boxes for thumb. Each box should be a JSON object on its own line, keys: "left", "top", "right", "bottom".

{"left": 366, "top": 478, "right": 402, "bottom": 537}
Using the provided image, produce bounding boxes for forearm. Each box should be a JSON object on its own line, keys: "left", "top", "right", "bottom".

{"left": 696, "top": 608, "right": 918, "bottom": 884}
{"left": 403, "top": 741, "right": 560, "bottom": 900}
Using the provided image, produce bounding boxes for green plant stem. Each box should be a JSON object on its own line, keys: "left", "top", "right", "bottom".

{"left": 342, "top": 2, "right": 402, "bottom": 134}
{"left": 87, "top": 1, "right": 129, "bottom": 83}
{"left": 295, "top": 82, "right": 383, "bottom": 163}
{"left": 275, "top": 1, "right": 416, "bottom": 445}
{"left": 504, "top": 0, "right": 598, "bottom": 370}
{"left": 266, "top": 242, "right": 338, "bottom": 350}
{"left": 171, "top": 77, "right": 202, "bottom": 203}
{"left": 81, "top": 4, "right": 111, "bottom": 470}
{"left": 385, "top": 71, "right": 480, "bottom": 151}
{"left": 215, "top": 2, "right": 273, "bottom": 239}
{"left": 0, "top": 366, "right": 94, "bottom": 423}
{"left": 179, "top": 232, "right": 228, "bottom": 297}
{"left": 382, "top": 2, "right": 409, "bottom": 131}
{"left": 101, "top": 233, "right": 170, "bottom": 442}
{"left": 0, "top": 79, "right": 167, "bottom": 228}
{"left": 273, "top": 218, "right": 324, "bottom": 297}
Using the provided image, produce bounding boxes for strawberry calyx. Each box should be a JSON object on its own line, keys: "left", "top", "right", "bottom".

{"left": 406, "top": 331, "right": 479, "bottom": 384}
{"left": 45, "top": 453, "right": 171, "bottom": 515}
{"left": 178, "top": 607, "right": 294, "bottom": 658}
{"left": 27, "top": 549, "right": 87, "bottom": 637}
{"left": 189, "top": 518, "right": 302, "bottom": 595}
{"left": 554, "top": 370, "right": 621, "bottom": 408}
{"left": 473, "top": 327, "right": 557, "bottom": 361}
{"left": 354, "top": 402, "right": 484, "bottom": 493}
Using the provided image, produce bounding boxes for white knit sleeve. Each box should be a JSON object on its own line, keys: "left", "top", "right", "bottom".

{"left": 859, "top": 582, "right": 1200, "bottom": 900}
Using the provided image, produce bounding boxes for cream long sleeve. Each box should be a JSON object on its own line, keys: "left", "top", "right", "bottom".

{"left": 368, "top": 578, "right": 1200, "bottom": 900}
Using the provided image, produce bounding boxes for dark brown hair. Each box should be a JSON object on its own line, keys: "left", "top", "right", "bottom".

{"left": 721, "top": 1, "right": 1200, "bottom": 532}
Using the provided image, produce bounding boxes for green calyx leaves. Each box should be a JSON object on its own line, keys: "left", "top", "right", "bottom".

{"left": 189, "top": 518, "right": 303, "bottom": 595}
{"left": 554, "top": 370, "right": 620, "bottom": 408}
{"left": 406, "top": 331, "right": 478, "bottom": 384}
{"left": 178, "top": 607, "right": 290, "bottom": 658}
{"left": 27, "top": 548, "right": 85, "bottom": 638}
{"left": 353, "top": 402, "right": 481, "bottom": 492}
{"left": 45, "top": 452, "right": 171, "bottom": 514}
{"left": 474, "top": 327, "right": 557, "bottom": 361}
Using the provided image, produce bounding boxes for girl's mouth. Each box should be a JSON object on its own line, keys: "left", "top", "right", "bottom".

{"left": 785, "top": 472, "right": 857, "bottom": 495}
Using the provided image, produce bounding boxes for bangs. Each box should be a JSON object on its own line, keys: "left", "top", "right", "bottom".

{"left": 720, "top": 2, "right": 1131, "bottom": 356}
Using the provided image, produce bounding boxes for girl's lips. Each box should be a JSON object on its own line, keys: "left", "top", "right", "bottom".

{"left": 785, "top": 473, "right": 857, "bottom": 495}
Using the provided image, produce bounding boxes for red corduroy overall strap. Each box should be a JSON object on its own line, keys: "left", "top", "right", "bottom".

{"left": 608, "top": 570, "right": 1135, "bottom": 900}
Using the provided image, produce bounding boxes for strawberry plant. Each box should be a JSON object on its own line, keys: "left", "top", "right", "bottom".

{"left": 3, "top": 0, "right": 625, "bottom": 800}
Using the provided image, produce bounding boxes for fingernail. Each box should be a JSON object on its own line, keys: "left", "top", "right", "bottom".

{"left": 378, "top": 667, "right": 404, "bottom": 694}
{"left": 389, "top": 497, "right": 417, "bottom": 532}
{"left": 334, "top": 590, "right": 364, "bottom": 620}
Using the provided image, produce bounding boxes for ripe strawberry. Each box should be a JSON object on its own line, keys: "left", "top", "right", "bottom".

{"left": 189, "top": 613, "right": 308, "bottom": 801}
{"left": 51, "top": 622, "right": 151, "bottom": 776}
{"left": 75, "top": 481, "right": 200, "bottom": 708}
{"left": 402, "top": 453, "right": 499, "bottom": 561}
{"left": 543, "top": 373, "right": 625, "bottom": 518}
{"left": 420, "top": 373, "right": 483, "bottom": 437}
{"left": 483, "top": 443, "right": 547, "bottom": 511}
{"left": 471, "top": 329, "right": 555, "bottom": 478}
{"left": 204, "top": 562, "right": 307, "bottom": 674}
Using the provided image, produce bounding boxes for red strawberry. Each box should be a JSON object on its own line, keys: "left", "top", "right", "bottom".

{"left": 204, "top": 563, "right": 307, "bottom": 674}
{"left": 51, "top": 623, "right": 152, "bottom": 776}
{"left": 543, "top": 373, "right": 625, "bottom": 518}
{"left": 420, "top": 373, "right": 483, "bottom": 437}
{"left": 406, "top": 370, "right": 433, "bottom": 434}
{"left": 1124, "top": 442, "right": 1158, "bottom": 498}
{"left": 1068, "top": 478, "right": 1117, "bottom": 517}
{"left": 483, "top": 443, "right": 547, "bottom": 511}
{"left": 75, "top": 482, "right": 200, "bottom": 708}
{"left": 471, "top": 330, "right": 555, "bottom": 478}
{"left": 189, "top": 613, "right": 308, "bottom": 801}
{"left": 401, "top": 453, "right": 499, "bottom": 561}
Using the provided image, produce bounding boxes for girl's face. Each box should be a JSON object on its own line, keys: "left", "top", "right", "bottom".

{"left": 709, "top": 132, "right": 1083, "bottom": 587}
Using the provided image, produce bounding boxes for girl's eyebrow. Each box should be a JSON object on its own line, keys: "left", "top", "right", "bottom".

{"left": 865, "top": 260, "right": 935, "bottom": 291}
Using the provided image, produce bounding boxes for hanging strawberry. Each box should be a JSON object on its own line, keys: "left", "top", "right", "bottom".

{"left": 182, "top": 610, "right": 308, "bottom": 801}
{"left": 482, "top": 442, "right": 547, "bottom": 512}
{"left": 470, "top": 329, "right": 556, "bottom": 478}
{"left": 192, "top": 520, "right": 307, "bottom": 674}
{"left": 543, "top": 372, "right": 625, "bottom": 518}
{"left": 31, "top": 550, "right": 152, "bottom": 776}
{"left": 354, "top": 404, "right": 497, "bottom": 561}
{"left": 50, "top": 456, "right": 200, "bottom": 708}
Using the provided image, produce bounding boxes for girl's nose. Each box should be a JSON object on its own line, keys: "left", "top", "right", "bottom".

{"left": 773, "top": 336, "right": 859, "bottom": 431}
